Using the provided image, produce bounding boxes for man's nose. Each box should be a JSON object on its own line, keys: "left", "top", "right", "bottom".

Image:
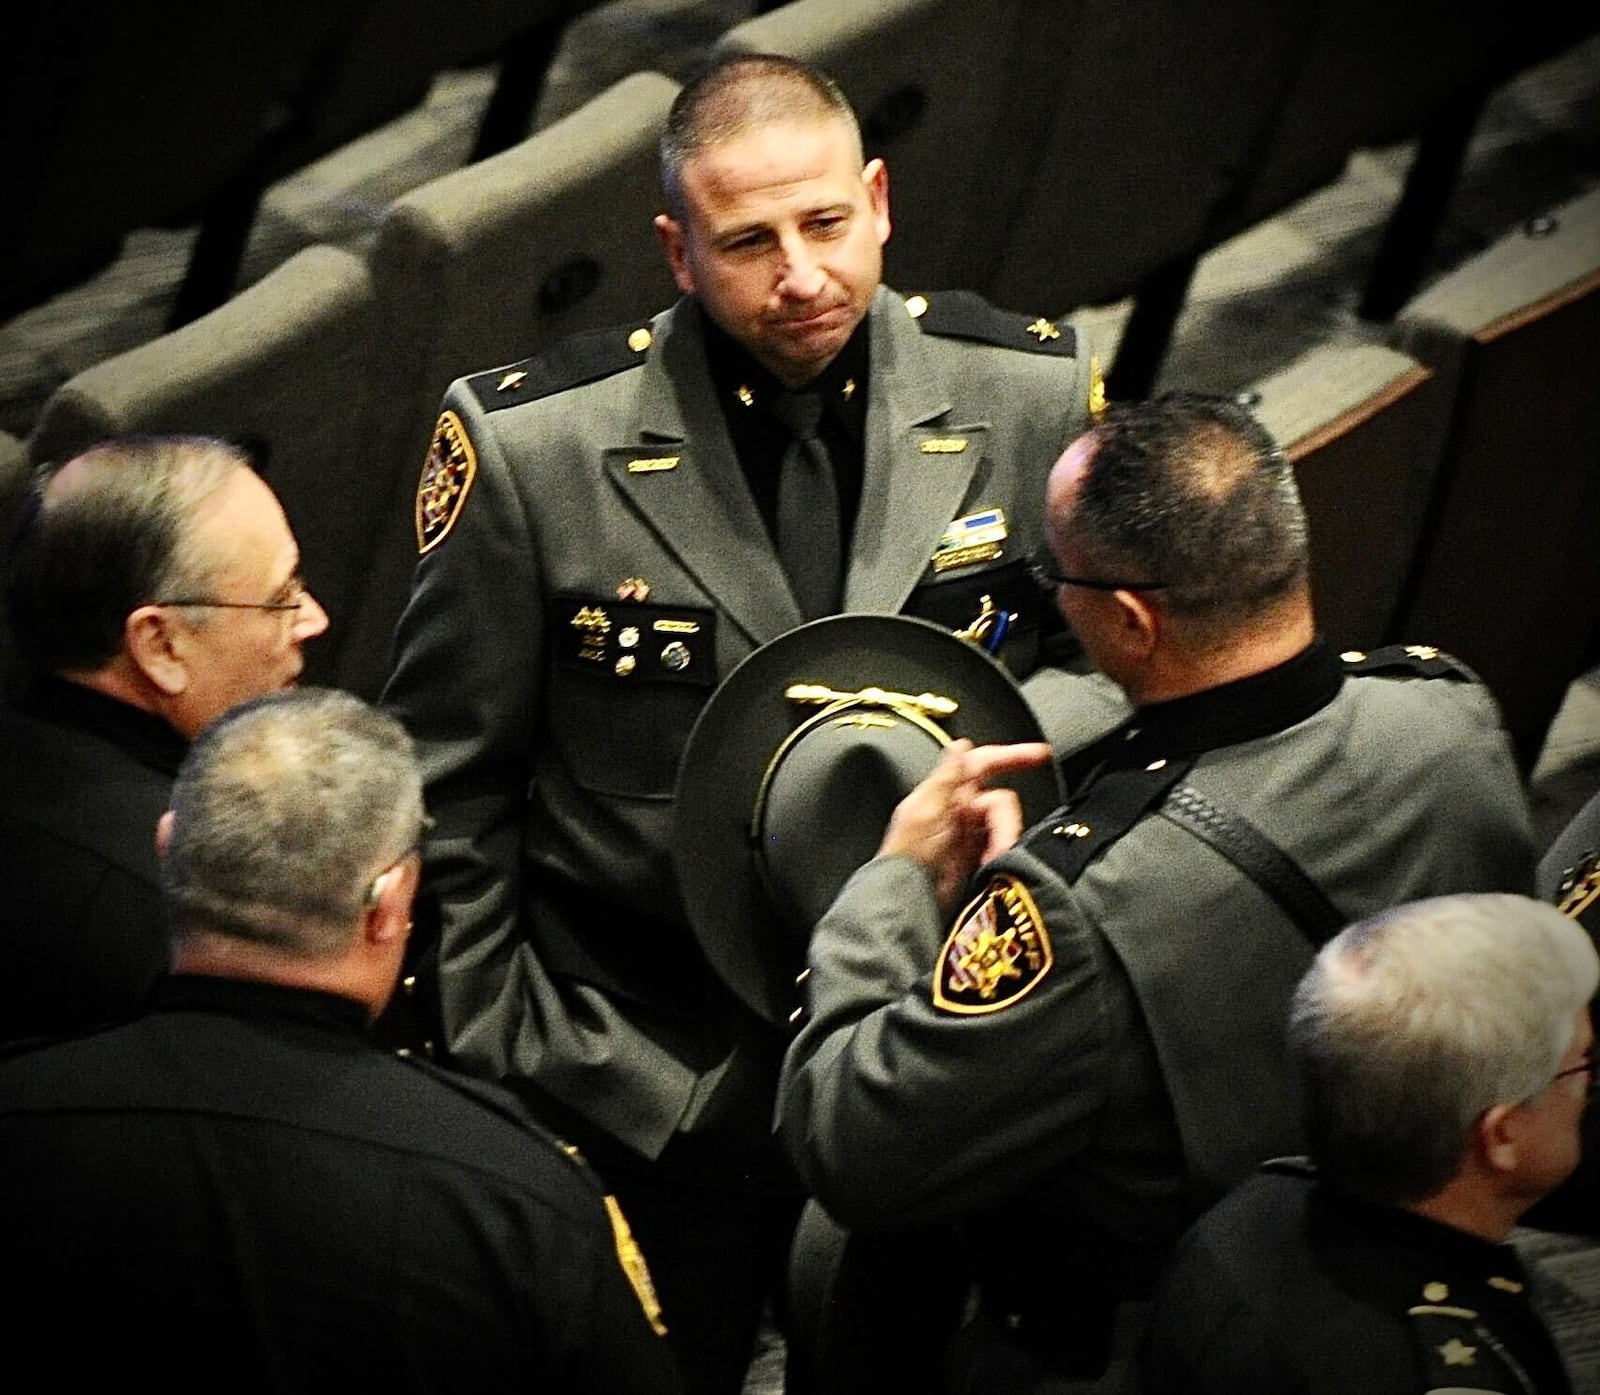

{"left": 293, "top": 589, "right": 330, "bottom": 641}
{"left": 776, "top": 234, "right": 826, "bottom": 300}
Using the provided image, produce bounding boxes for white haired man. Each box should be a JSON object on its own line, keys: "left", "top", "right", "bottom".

{"left": 1143, "top": 893, "right": 1596, "bottom": 1394}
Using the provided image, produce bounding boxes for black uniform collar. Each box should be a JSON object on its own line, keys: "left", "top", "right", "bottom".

{"left": 157, "top": 974, "right": 372, "bottom": 1037}
{"left": 699, "top": 301, "right": 871, "bottom": 444}
{"left": 1311, "top": 1182, "right": 1531, "bottom": 1294}
{"left": 1308, "top": 1179, "right": 1571, "bottom": 1395}
{"left": 15, "top": 673, "right": 189, "bottom": 778}
{"left": 1064, "top": 635, "right": 1345, "bottom": 788}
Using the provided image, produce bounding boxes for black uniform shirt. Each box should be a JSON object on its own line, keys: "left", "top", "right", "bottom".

{"left": 15, "top": 672, "right": 189, "bottom": 777}
{"left": 702, "top": 303, "right": 871, "bottom": 549}
{"left": 1058, "top": 636, "right": 1347, "bottom": 795}
{"left": 0, "top": 675, "right": 187, "bottom": 1043}
{"left": 1143, "top": 1169, "right": 1573, "bottom": 1394}
{"left": 0, "top": 974, "right": 681, "bottom": 1394}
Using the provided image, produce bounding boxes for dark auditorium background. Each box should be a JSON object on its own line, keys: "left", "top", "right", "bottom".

{"left": 2, "top": 2, "right": 1598, "bottom": 1388}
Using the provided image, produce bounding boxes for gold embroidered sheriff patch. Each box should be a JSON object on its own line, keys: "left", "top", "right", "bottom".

{"left": 933, "top": 875, "right": 1053, "bottom": 1014}
{"left": 603, "top": 1194, "right": 668, "bottom": 1336}
{"left": 416, "top": 411, "right": 477, "bottom": 554}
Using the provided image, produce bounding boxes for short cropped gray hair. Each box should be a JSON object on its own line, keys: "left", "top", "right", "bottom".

{"left": 660, "top": 53, "right": 860, "bottom": 219}
{"left": 1062, "top": 393, "right": 1309, "bottom": 648}
{"left": 1289, "top": 893, "right": 1598, "bottom": 1205}
{"left": 162, "top": 688, "right": 425, "bottom": 957}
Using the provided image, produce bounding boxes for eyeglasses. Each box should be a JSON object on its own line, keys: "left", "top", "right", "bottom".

{"left": 154, "top": 574, "right": 311, "bottom": 614}
{"left": 1029, "top": 559, "right": 1170, "bottom": 594}
{"left": 1548, "top": 1059, "right": 1594, "bottom": 1087}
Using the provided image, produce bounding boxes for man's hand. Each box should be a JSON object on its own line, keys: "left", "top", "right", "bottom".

{"left": 878, "top": 739, "right": 1053, "bottom": 911}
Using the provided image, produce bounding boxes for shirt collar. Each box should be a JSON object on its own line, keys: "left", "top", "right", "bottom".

{"left": 1310, "top": 1180, "right": 1531, "bottom": 1306}
{"left": 157, "top": 974, "right": 373, "bottom": 1037}
{"left": 16, "top": 673, "right": 189, "bottom": 777}
{"left": 699, "top": 302, "right": 872, "bottom": 443}
{"left": 1115, "top": 636, "right": 1345, "bottom": 760}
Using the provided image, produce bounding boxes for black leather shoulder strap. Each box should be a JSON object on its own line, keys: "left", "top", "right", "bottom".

{"left": 1161, "top": 784, "right": 1346, "bottom": 945}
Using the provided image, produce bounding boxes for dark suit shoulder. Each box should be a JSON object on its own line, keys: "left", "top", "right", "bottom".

{"left": 1338, "top": 643, "right": 1478, "bottom": 682}
{"left": 391, "top": 1053, "right": 606, "bottom": 1196}
{"left": 904, "top": 290, "right": 1078, "bottom": 357}
{"left": 464, "top": 320, "right": 657, "bottom": 414}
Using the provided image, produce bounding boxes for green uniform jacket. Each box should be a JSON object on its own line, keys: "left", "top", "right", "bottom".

{"left": 777, "top": 652, "right": 1536, "bottom": 1305}
{"left": 381, "top": 287, "right": 1097, "bottom": 1161}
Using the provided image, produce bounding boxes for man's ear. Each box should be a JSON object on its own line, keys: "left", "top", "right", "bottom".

{"left": 863, "top": 157, "right": 891, "bottom": 246}
{"left": 363, "top": 857, "right": 420, "bottom": 948}
{"left": 125, "top": 604, "right": 190, "bottom": 697}
{"left": 1111, "top": 588, "right": 1161, "bottom": 661}
{"left": 654, "top": 214, "right": 695, "bottom": 295}
{"left": 155, "top": 809, "right": 176, "bottom": 859}
{"left": 1474, "top": 1101, "right": 1523, "bottom": 1177}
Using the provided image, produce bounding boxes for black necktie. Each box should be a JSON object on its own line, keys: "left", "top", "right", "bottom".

{"left": 770, "top": 389, "right": 842, "bottom": 619}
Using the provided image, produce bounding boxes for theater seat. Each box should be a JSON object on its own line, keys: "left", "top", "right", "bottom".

{"left": 1387, "top": 186, "right": 1600, "bottom": 770}
{"left": 984, "top": 0, "right": 1306, "bottom": 320}
{"left": 0, "top": 430, "right": 32, "bottom": 699}
{"left": 1243, "top": 340, "right": 1451, "bottom": 649}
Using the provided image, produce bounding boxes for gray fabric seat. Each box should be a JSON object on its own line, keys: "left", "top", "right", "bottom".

{"left": 1387, "top": 185, "right": 1600, "bottom": 770}
{"left": 3, "top": 4, "right": 346, "bottom": 320}
{"left": 1244, "top": 340, "right": 1452, "bottom": 650}
{"left": 983, "top": 0, "right": 1303, "bottom": 319}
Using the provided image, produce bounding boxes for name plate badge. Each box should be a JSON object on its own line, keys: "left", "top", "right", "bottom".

{"left": 933, "top": 508, "right": 1008, "bottom": 573}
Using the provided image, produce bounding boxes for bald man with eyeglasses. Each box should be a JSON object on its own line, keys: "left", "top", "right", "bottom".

{"left": 0, "top": 434, "right": 329, "bottom": 1044}
{"left": 775, "top": 392, "right": 1539, "bottom": 1392}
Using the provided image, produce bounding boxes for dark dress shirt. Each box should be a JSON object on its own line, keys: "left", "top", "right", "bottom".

{"left": 0, "top": 675, "right": 186, "bottom": 1043}
{"left": 0, "top": 974, "right": 681, "bottom": 1393}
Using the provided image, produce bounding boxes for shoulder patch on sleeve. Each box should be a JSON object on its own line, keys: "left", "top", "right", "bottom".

{"left": 1338, "top": 643, "right": 1476, "bottom": 681}
{"left": 464, "top": 322, "right": 653, "bottom": 414}
{"left": 907, "top": 289, "right": 1079, "bottom": 358}
{"left": 933, "top": 874, "right": 1053, "bottom": 1015}
{"left": 1554, "top": 848, "right": 1600, "bottom": 925}
{"left": 416, "top": 409, "right": 477, "bottom": 555}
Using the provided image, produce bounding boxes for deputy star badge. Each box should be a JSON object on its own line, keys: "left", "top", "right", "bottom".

{"left": 416, "top": 410, "right": 477, "bottom": 554}
{"left": 933, "top": 875, "right": 1053, "bottom": 1014}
